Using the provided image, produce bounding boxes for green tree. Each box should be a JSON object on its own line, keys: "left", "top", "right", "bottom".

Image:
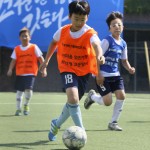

{"left": 124, "top": 0, "right": 150, "bottom": 14}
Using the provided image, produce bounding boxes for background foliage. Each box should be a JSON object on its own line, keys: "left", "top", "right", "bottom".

{"left": 124, "top": 0, "right": 150, "bottom": 14}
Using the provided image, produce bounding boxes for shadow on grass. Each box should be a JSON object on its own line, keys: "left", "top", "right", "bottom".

{"left": 0, "top": 140, "right": 68, "bottom": 150}
{"left": 0, "top": 140, "right": 50, "bottom": 149}
{"left": 86, "top": 129, "right": 109, "bottom": 132}
{"left": 51, "top": 148, "right": 68, "bottom": 150}
{"left": 0, "top": 115, "right": 15, "bottom": 117}
{"left": 0, "top": 141, "right": 69, "bottom": 149}
{"left": 127, "top": 121, "right": 150, "bottom": 123}
{"left": 13, "top": 130, "right": 49, "bottom": 133}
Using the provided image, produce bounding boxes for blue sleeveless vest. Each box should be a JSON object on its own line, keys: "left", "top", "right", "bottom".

{"left": 100, "top": 35, "right": 126, "bottom": 73}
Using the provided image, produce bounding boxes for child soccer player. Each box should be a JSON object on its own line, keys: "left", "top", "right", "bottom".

{"left": 7, "top": 27, "right": 47, "bottom": 116}
{"left": 84, "top": 11, "right": 135, "bottom": 131}
{"left": 40, "top": 1, "right": 105, "bottom": 141}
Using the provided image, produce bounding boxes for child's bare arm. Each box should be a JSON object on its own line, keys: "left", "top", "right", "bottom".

{"left": 38, "top": 56, "right": 47, "bottom": 77}
{"left": 121, "top": 59, "right": 135, "bottom": 74}
{"left": 92, "top": 41, "right": 105, "bottom": 85}
{"left": 39, "top": 39, "right": 58, "bottom": 73}
{"left": 7, "top": 59, "right": 16, "bottom": 76}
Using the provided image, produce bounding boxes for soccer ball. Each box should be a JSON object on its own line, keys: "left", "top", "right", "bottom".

{"left": 62, "top": 126, "right": 87, "bottom": 150}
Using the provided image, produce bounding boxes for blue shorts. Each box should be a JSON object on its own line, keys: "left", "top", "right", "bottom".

{"left": 15, "top": 75, "right": 35, "bottom": 92}
{"left": 61, "top": 72, "right": 90, "bottom": 100}
{"left": 96, "top": 76, "right": 124, "bottom": 96}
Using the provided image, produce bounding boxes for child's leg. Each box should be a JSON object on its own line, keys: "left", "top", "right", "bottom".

{"left": 108, "top": 88, "right": 125, "bottom": 131}
{"left": 48, "top": 73, "right": 85, "bottom": 141}
{"left": 16, "top": 90, "right": 24, "bottom": 110}
{"left": 15, "top": 91, "right": 24, "bottom": 115}
{"left": 66, "top": 87, "right": 84, "bottom": 129}
{"left": 23, "top": 89, "right": 32, "bottom": 115}
{"left": 24, "top": 76, "right": 35, "bottom": 106}
{"left": 110, "top": 78, "right": 125, "bottom": 123}
{"left": 56, "top": 103, "right": 70, "bottom": 127}
{"left": 84, "top": 89, "right": 113, "bottom": 109}
{"left": 67, "top": 103, "right": 84, "bottom": 129}
{"left": 84, "top": 79, "right": 112, "bottom": 109}
{"left": 56, "top": 91, "right": 84, "bottom": 129}
{"left": 91, "top": 93, "right": 104, "bottom": 105}
{"left": 24, "top": 89, "right": 33, "bottom": 106}
{"left": 49, "top": 103, "right": 70, "bottom": 141}
{"left": 110, "top": 99, "right": 124, "bottom": 123}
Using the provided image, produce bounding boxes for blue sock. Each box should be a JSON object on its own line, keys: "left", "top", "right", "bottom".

{"left": 56, "top": 103, "right": 70, "bottom": 128}
{"left": 67, "top": 103, "right": 84, "bottom": 129}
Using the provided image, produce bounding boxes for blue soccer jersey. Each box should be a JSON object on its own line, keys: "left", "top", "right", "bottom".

{"left": 100, "top": 35, "right": 127, "bottom": 77}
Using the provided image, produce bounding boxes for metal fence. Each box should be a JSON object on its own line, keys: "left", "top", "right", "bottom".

{"left": 0, "top": 45, "right": 150, "bottom": 93}
{"left": 121, "top": 41, "right": 150, "bottom": 92}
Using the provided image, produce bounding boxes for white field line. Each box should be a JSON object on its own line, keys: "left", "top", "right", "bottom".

{"left": 0, "top": 102, "right": 64, "bottom": 105}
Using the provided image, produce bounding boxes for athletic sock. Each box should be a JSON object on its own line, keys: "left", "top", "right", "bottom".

{"left": 68, "top": 103, "right": 84, "bottom": 129}
{"left": 16, "top": 91, "right": 24, "bottom": 110}
{"left": 56, "top": 103, "right": 70, "bottom": 128}
{"left": 111, "top": 99, "right": 124, "bottom": 123}
{"left": 91, "top": 94, "right": 104, "bottom": 105}
{"left": 24, "top": 90, "right": 33, "bottom": 106}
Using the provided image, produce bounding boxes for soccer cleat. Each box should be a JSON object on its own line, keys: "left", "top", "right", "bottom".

{"left": 48, "top": 119, "right": 59, "bottom": 141}
{"left": 108, "top": 122, "right": 123, "bottom": 131}
{"left": 15, "top": 110, "right": 22, "bottom": 116}
{"left": 23, "top": 105, "right": 29, "bottom": 115}
{"left": 84, "top": 89, "right": 96, "bottom": 109}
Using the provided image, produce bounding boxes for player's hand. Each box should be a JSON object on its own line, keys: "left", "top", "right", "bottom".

{"left": 129, "top": 67, "right": 135, "bottom": 74}
{"left": 96, "top": 74, "right": 104, "bottom": 85}
{"left": 39, "top": 61, "right": 48, "bottom": 73}
{"left": 99, "top": 56, "right": 105, "bottom": 65}
{"left": 7, "top": 70, "right": 12, "bottom": 77}
{"left": 41, "top": 68, "right": 47, "bottom": 77}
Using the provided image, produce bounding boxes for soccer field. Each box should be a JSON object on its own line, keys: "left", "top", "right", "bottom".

{"left": 0, "top": 92, "right": 150, "bottom": 150}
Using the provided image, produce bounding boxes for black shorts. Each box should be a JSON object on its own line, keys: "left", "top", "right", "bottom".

{"left": 96, "top": 76, "right": 124, "bottom": 96}
{"left": 15, "top": 75, "right": 35, "bottom": 92}
{"left": 61, "top": 72, "right": 90, "bottom": 100}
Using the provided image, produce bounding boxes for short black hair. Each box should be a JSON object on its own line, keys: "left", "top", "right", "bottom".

{"left": 69, "top": 1, "right": 90, "bottom": 16}
{"left": 106, "top": 11, "right": 123, "bottom": 28}
{"left": 19, "top": 27, "right": 30, "bottom": 36}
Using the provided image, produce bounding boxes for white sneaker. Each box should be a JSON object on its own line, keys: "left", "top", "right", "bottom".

{"left": 84, "top": 89, "right": 96, "bottom": 109}
{"left": 108, "top": 122, "right": 123, "bottom": 131}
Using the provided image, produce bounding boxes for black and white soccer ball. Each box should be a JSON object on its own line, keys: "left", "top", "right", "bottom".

{"left": 62, "top": 126, "right": 87, "bottom": 150}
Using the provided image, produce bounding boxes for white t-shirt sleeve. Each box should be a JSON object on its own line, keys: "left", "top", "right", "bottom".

{"left": 121, "top": 46, "right": 128, "bottom": 59}
{"left": 11, "top": 45, "right": 43, "bottom": 59}
{"left": 53, "top": 28, "right": 62, "bottom": 41}
{"left": 11, "top": 49, "right": 16, "bottom": 59}
{"left": 90, "top": 34, "right": 101, "bottom": 44}
{"left": 34, "top": 45, "right": 43, "bottom": 57}
{"left": 101, "top": 39, "right": 109, "bottom": 55}
{"left": 54, "top": 26, "right": 101, "bottom": 47}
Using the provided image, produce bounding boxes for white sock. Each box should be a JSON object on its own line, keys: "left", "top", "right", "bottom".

{"left": 16, "top": 91, "right": 24, "bottom": 110}
{"left": 111, "top": 99, "right": 124, "bottom": 123}
{"left": 91, "top": 94, "right": 104, "bottom": 105}
{"left": 24, "top": 90, "right": 33, "bottom": 106}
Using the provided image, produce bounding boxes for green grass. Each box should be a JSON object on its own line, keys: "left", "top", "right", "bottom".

{"left": 0, "top": 92, "right": 150, "bottom": 150}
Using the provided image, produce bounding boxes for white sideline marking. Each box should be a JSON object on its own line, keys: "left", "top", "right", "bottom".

{"left": 0, "top": 103, "right": 64, "bottom": 105}
{"left": 0, "top": 103, "right": 86, "bottom": 106}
